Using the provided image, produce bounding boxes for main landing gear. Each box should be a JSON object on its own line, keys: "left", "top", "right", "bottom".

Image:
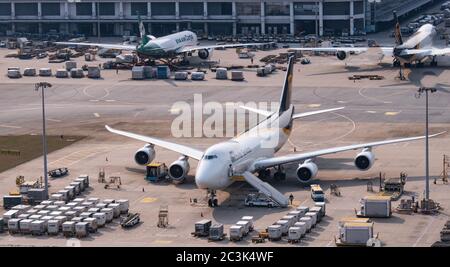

{"left": 258, "top": 166, "right": 286, "bottom": 181}
{"left": 207, "top": 189, "right": 218, "bottom": 207}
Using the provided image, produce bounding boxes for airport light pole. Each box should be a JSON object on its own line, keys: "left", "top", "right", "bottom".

{"left": 416, "top": 87, "right": 437, "bottom": 202}
{"left": 35, "top": 82, "right": 52, "bottom": 199}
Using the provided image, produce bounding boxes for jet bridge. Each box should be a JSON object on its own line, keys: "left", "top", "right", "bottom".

{"left": 242, "top": 172, "right": 289, "bottom": 207}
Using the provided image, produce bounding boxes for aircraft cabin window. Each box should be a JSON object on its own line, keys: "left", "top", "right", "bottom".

{"left": 204, "top": 155, "right": 218, "bottom": 160}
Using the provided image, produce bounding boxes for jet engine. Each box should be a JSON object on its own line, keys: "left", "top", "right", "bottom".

{"left": 168, "top": 157, "right": 190, "bottom": 183}
{"left": 336, "top": 51, "right": 348, "bottom": 60}
{"left": 134, "top": 144, "right": 155, "bottom": 165}
{"left": 296, "top": 160, "right": 318, "bottom": 183}
{"left": 198, "top": 49, "right": 210, "bottom": 60}
{"left": 354, "top": 149, "right": 375, "bottom": 170}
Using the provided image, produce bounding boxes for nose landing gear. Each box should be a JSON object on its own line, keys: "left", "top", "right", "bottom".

{"left": 207, "top": 189, "right": 218, "bottom": 207}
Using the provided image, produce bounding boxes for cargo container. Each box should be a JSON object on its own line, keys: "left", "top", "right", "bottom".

{"left": 275, "top": 220, "right": 290, "bottom": 235}
{"left": 256, "top": 67, "right": 266, "bottom": 77}
{"left": 29, "top": 214, "right": 42, "bottom": 221}
{"left": 58, "top": 207, "right": 71, "bottom": 213}
{"left": 241, "top": 216, "right": 254, "bottom": 231}
{"left": 132, "top": 66, "right": 145, "bottom": 80}
{"left": 80, "top": 212, "right": 93, "bottom": 219}
{"left": 72, "top": 217, "right": 84, "bottom": 223}
{"left": 37, "top": 210, "right": 50, "bottom": 216}
{"left": 174, "top": 71, "right": 188, "bottom": 80}
{"left": 191, "top": 72, "right": 205, "bottom": 81}
{"left": 46, "top": 205, "right": 59, "bottom": 211}
{"left": 54, "top": 201, "right": 66, "bottom": 207}
{"left": 231, "top": 71, "right": 244, "bottom": 81}
{"left": 156, "top": 66, "right": 170, "bottom": 79}
{"left": 83, "top": 217, "right": 98, "bottom": 233}
{"left": 0, "top": 218, "right": 3, "bottom": 233}
{"left": 62, "top": 221, "right": 76, "bottom": 237}
{"left": 64, "top": 186, "right": 76, "bottom": 199}
{"left": 215, "top": 68, "right": 228, "bottom": 79}
{"left": 73, "top": 197, "right": 85, "bottom": 203}
{"left": 23, "top": 68, "right": 36, "bottom": 76}
{"left": 209, "top": 223, "right": 225, "bottom": 241}
{"left": 35, "top": 205, "right": 46, "bottom": 210}
{"left": 64, "top": 211, "right": 77, "bottom": 220}
{"left": 55, "top": 69, "right": 69, "bottom": 78}
{"left": 41, "top": 216, "right": 54, "bottom": 224}
{"left": 3, "top": 195, "right": 23, "bottom": 209}
{"left": 54, "top": 215, "right": 68, "bottom": 224}
{"left": 194, "top": 219, "right": 212, "bottom": 237}
{"left": 11, "top": 204, "right": 31, "bottom": 213}
{"left": 50, "top": 193, "right": 64, "bottom": 201}
{"left": 57, "top": 190, "right": 70, "bottom": 202}
{"left": 87, "top": 66, "right": 101, "bottom": 78}
{"left": 73, "top": 206, "right": 87, "bottom": 214}
{"left": 40, "top": 200, "right": 53, "bottom": 206}
{"left": 299, "top": 217, "right": 312, "bottom": 232}
{"left": 8, "top": 218, "right": 21, "bottom": 234}
{"left": 70, "top": 68, "right": 84, "bottom": 78}
{"left": 50, "top": 211, "right": 63, "bottom": 217}
{"left": 229, "top": 225, "right": 244, "bottom": 241}
{"left": 309, "top": 207, "right": 323, "bottom": 222}
{"left": 93, "top": 213, "right": 106, "bottom": 227}
{"left": 47, "top": 220, "right": 61, "bottom": 235}
{"left": 65, "top": 61, "right": 77, "bottom": 71}
{"left": 75, "top": 222, "right": 89, "bottom": 238}
{"left": 20, "top": 219, "right": 33, "bottom": 234}
{"left": 3, "top": 209, "right": 19, "bottom": 224}
{"left": 236, "top": 220, "right": 251, "bottom": 236}
{"left": 88, "top": 208, "right": 100, "bottom": 213}
{"left": 103, "top": 199, "right": 115, "bottom": 204}
{"left": 18, "top": 213, "right": 31, "bottom": 219}
{"left": 108, "top": 203, "right": 121, "bottom": 218}
{"left": 66, "top": 202, "right": 78, "bottom": 209}
{"left": 357, "top": 196, "right": 391, "bottom": 218}
{"left": 69, "top": 183, "right": 82, "bottom": 195}
{"left": 268, "top": 225, "right": 282, "bottom": 241}
{"left": 77, "top": 175, "right": 90, "bottom": 187}
{"left": 87, "top": 198, "right": 100, "bottom": 204}
{"left": 116, "top": 199, "right": 129, "bottom": 214}
{"left": 281, "top": 215, "right": 296, "bottom": 227}
{"left": 96, "top": 203, "right": 108, "bottom": 209}
{"left": 101, "top": 208, "right": 114, "bottom": 222}
{"left": 338, "top": 222, "right": 375, "bottom": 246}
{"left": 305, "top": 212, "right": 318, "bottom": 227}
{"left": 287, "top": 210, "right": 302, "bottom": 222}
{"left": 27, "top": 188, "right": 46, "bottom": 203}
{"left": 296, "top": 206, "right": 309, "bottom": 216}
{"left": 293, "top": 222, "right": 307, "bottom": 237}
{"left": 81, "top": 201, "right": 94, "bottom": 208}
{"left": 143, "top": 66, "right": 154, "bottom": 79}
{"left": 338, "top": 217, "right": 371, "bottom": 227}
{"left": 27, "top": 209, "right": 38, "bottom": 215}
{"left": 315, "top": 202, "right": 326, "bottom": 217}
{"left": 39, "top": 68, "right": 52, "bottom": 77}
{"left": 288, "top": 227, "right": 302, "bottom": 242}
{"left": 31, "top": 220, "right": 46, "bottom": 235}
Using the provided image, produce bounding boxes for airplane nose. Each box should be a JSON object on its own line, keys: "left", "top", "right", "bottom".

{"left": 195, "top": 174, "right": 210, "bottom": 189}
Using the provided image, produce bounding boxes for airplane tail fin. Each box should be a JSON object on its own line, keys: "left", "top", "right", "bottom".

{"left": 138, "top": 14, "right": 150, "bottom": 45}
{"left": 393, "top": 11, "right": 403, "bottom": 46}
{"left": 279, "top": 55, "right": 294, "bottom": 113}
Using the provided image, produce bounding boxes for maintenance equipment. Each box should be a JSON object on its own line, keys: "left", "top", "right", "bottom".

{"left": 121, "top": 213, "right": 140, "bottom": 228}
{"left": 104, "top": 176, "right": 122, "bottom": 189}
{"left": 48, "top": 168, "right": 69, "bottom": 178}
{"left": 438, "top": 154, "right": 449, "bottom": 184}
{"left": 336, "top": 221, "right": 379, "bottom": 247}
{"left": 192, "top": 219, "right": 212, "bottom": 237}
{"left": 98, "top": 168, "right": 106, "bottom": 183}
{"left": 157, "top": 205, "right": 169, "bottom": 228}
{"left": 381, "top": 172, "right": 407, "bottom": 200}
{"left": 356, "top": 196, "right": 392, "bottom": 218}
{"left": 330, "top": 184, "right": 341, "bottom": 196}
{"left": 146, "top": 163, "right": 168, "bottom": 182}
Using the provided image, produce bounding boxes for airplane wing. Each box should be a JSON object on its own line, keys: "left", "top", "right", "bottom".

{"left": 291, "top": 47, "right": 394, "bottom": 56}
{"left": 292, "top": 107, "right": 345, "bottom": 119}
{"left": 176, "top": 43, "right": 271, "bottom": 53}
{"left": 55, "top": 42, "right": 136, "bottom": 51}
{"left": 253, "top": 131, "right": 446, "bottom": 170}
{"left": 105, "top": 125, "right": 204, "bottom": 160}
{"left": 400, "top": 48, "right": 450, "bottom": 57}
{"left": 239, "top": 106, "right": 274, "bottom": 117}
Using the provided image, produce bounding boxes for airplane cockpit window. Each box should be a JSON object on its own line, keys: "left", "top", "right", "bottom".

{"left": 204, "top": 155, "right": 218, "bottom": 160}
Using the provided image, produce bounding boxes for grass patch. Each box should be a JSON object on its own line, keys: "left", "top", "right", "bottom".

{"left": 0, "top": 135, "right": 84, "bottom": 173}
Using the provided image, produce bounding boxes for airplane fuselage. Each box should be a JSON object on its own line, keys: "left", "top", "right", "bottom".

{"left": 394, "top": 23, "right": 436, "bottom": 63}
{"left": 136, "top": 31, "right": 198, "bottom": 58}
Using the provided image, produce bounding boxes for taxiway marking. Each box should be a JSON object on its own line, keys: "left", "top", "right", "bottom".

{"left": 141, "top": 197, "right": 158, "bottom": 203}
{"left": 384, "top": 111, "right": 401, "bottom": 116}
{"left": 94, "top": 113, "right": 100, "bottom": 118}
{"left": 0, "top": 124, "right": 21, "bottom": 129}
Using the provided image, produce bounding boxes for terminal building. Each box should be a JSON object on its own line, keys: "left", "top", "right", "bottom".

{"left": 0, "top": 0, "right": 436, "bottom": 37}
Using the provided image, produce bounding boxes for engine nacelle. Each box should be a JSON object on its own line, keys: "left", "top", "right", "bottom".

{"left": 296, "top": 160, "right": 318, "bottom": 183}
{"left": 354, "top": 149, "right": 375, "bottom": 171}
{"left": 134, "top": 144, "right": 155, "bottom": 166}
{"left": 168, "top": 157, "right": 190, "bottom": 183}
{"left": 336, "top": 51, "right": 348, "bottom": 60}
{"left": 198, "top": 49, "right": 210, "bottom": 60}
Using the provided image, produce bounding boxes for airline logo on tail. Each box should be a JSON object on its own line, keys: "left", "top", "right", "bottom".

{"left": 393, "top": 11, "right": 403, "bottom": 46}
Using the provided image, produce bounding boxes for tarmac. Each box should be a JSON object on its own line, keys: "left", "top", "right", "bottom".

{"left": 0, "top": 36, "right": 449, "bottom": 246}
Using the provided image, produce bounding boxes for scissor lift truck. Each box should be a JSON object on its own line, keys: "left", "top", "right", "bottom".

{"left": 146, "top": 163, "right": 168, "bottom": 182}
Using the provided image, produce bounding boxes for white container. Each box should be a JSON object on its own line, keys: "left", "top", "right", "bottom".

{"left": 236, "top": 220, "right": 251, "bottom": 235}
{"left": 132, "top": 66, "right": 145, "bottom": 80}
{"left": 309, "top": 207, "right": 323, "bottom": 222}
{"left": 8, "top": 218, "right": 21, "bottom": 234}
{"left": 241, "top": 216, "right": 254, "bottom": 231}
{"left": 215, "top": 68, "right": 228, "bottom": 79}
{"left": 54, "top": 215, "right": 68, "bottom": 224}
{"left": 101, "top": 208, "right": 114, "bottom": 222}
{"left": 70, "top": 183, "right": 82, "bottom": 195}
{"left": 65, "top": 202, "right": 78, "bottom": 209}
{"left": 58, "top": 207, "right": 71, "bottom": 213}
{"left": 64, "top": 186, "right": 76, "bottom": 199}
{"left": 64, "top": 211, "right": 77, "bottom": 220}
{"left": 103, "top": 199, "right": 115, "bottom": 204}
{"left": 46, "top": 205, "right": 59, "bottom": 211}
{"left": 62, "top": 221, "right": 76, "bottom": 237}
{"left": 11, "top": 204, "right": 31, "bottom": 214}
{"left": 31, "top": 220, "right": 46, "bottom": 235}
{"left": 268, "top": 225, "right": 282, "bottom": 240}
{"left": 296, "top": 206, "right": 309, "bottom": 216}
{"left": 229, "top": 225, "right": 244, "bottom": 241}
{"left": 23, "top": 68, "right": 36, "bottom": 76}
{"left": 87, "top": 66, "right": 101, "bottom": 78}
{"left": 50, "top": 193, "right": 64, "bottom": 201}
{"left": 40, "top": 201, "right": 53, "bottom": 206}
{"left": 96, "top": 203, "right": 108, "bottom": 209}
{"left": 65, "top": 61, "right": 77, "bottom": 71}
{"left": 288, "top": 210, "right": 302, "bottom": 222}
{"left": 41, "top": 216, "right": 54, "bottom": 223}
{"left": 27, "top": 209, "right": 38, "bottom": 215}
{"left": 3, "top": 210, "right": 19, "bottom": 224}
{"left": 80, "top": 212, "right": 93, "bottom": 219}
{"left": 282, "top": 215, "right": 296, "bottom": 227}
{"left": 57, "top": 190, "right": 70, "bottom": 202}
{"left": 50, "top": 211, "right": 63, "bottom": 217}
{"left": 55, "top": 69, "right": 69, "bottom": 78}
{"left": 275, "top": 220, "right": 290, "bottom": 235}
{"left": 315, "top": 202, "right": 326, "bottom": 216}
{"left": 73, "top": 197, "right": 85, "bottom": 203}
{"left": 77, "top": 175, "right": 89, "bottom": 187}
{"left": 288, "top": 226, "right": 302, "bottom": 241}
{"left": 39, "top": 68, "right": 52, "bottom": 77}
{"left": 80, "top": 202, "right": 94, "bottom": 208}
{"left": 299, "top": 217, "right": 312, "bottom": 232}
{"left": 75, "top": 222, "right": 89, "bottom": 238}
{"left": 305, "top": 212, "right": 318, "bottom": 227}
{"left": 37, "top": 210, "right": 50, "bottom": 216}
{"left": 174, "top": 71, "right": 188, "bottom": 80}
{"left": 293, "top": 222, "right": 307, "bottom": 237}
{"left": 19, "top": 219, "right": 33, "bottom": 234}
{"left": 72, "top": 217, "right": 84, "bottom": 223}
{"left": 18, "top": 213, "right": 31, "bottom": 219}
{"left": 83, "top": 217, "right": 98, "bottom": 233}
{"left": 116, "top": 199, "right": 129, "bottom": 214}
{"left": 7, "top": 69, "right": 22, "bottom": 78}
{"left": 70, "top": 68, "right": 84, "bottom": 78}
{"left": 87, "top": 198, "right": 100, "bottom": 204}
{"left": 88, "top": 208, "right": 100, "bottom": 213}
{"left": 231, "top": 71, "right": 244, "bottom": 81}
{"left": 73, "top": 206, "right": 87, "bottom": 214}
{"left": 108, "top": 203, "right": 121, "bottom": 218}
{"left": 29, "top": 214, "right": 42, "bottom": 221}
{"left": 93, "top": 213, "right": 106, "bottom": 227}
{"left": 54, "top": 201, "right": 66, "bottom": 207}
{"left": 47, "top": 220, "right": 61, "bottom": 235}
{"left": 34, "top": 204, "right": 46, "bottom": 210}
{"left": 191, "top": 71, "right": 205, "bottom": 81}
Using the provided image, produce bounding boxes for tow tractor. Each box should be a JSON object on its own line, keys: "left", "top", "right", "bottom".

{"left": 121, "top": 213, "right": 141, "bottom": 228}
{"left": 244, "top": 193, "right": 279, "bottom": 208}
{"left": 146, "top": 162, "right": 168, "bottom": 182}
